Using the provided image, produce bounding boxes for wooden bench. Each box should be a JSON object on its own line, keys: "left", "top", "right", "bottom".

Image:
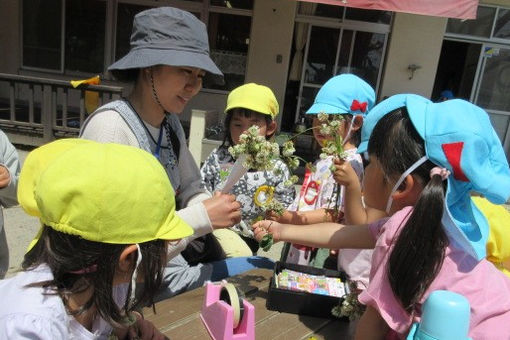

{"left": 143, "top": 268, "right": 351, "bottom": 339}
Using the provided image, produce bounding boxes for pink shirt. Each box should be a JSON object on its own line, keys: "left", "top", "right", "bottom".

{"left": 359, "top": 206, "right": 510, "bottom": 339}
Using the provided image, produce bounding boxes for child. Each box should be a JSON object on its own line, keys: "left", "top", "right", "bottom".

{"left": 273, "top": 74, "right": 384, "bottom": 288}
{"left": 200, "top": 83, "right": 295, "bottom": 258}
{"left": 0, "top": 139, "right": 192, "bottom": 339}
{"left": 254, "top": 95, "right": 510, "bottom": 338}
{"left": 472, "top": 196, "right": 510, "bottom": 278}
{"left": 0, "top": 129, "right": 20, "bottom": 279}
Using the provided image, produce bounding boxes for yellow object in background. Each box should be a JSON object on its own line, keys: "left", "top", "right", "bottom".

{"left": 472, "top": 196, "right": 510, "bottom": 278}
{"left": 70, "top": 75, "right": 100, "bottom": 114}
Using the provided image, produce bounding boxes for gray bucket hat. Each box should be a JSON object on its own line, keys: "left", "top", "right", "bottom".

{"left": 109, "top": 7, "right": 224, "bottom": 84}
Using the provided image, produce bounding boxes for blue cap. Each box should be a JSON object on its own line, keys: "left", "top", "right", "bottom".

{"left": 305, "top": 74, "right": 375, "bottom": 116}
{"left": 407, "top": 98, "right": 510, "bottom": 259}
{"left": 358, "top": 94, "right": 432, "bottom": 154}
{"left": 358, "top": 94, "right": 510, "bottom": 260}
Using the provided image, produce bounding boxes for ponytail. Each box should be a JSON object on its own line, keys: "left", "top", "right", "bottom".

{"left": 388, "top": 175, "right": 448, "bottom": 311}
{"left": 368, "top": 107, "right": 449, "bottom": 313}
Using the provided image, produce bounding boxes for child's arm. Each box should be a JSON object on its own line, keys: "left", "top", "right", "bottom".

{"left": 268, "top": 208, "right": 338, "bottom": 225}
{"left": 355, "top": 306, "right": 389, "bottom": 340}
{"left": 253, "top": 219, "right": 375, "bottom": 250}
{"left": 333, "top": 158, "right": 386, "bottom": 224}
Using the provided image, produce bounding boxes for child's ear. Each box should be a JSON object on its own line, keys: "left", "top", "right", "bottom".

{"left": 118, "top": 244, "right": 138, "bottom": 273}
{"left": 266, "top": 120, "right": 277, "bottom": 137}
{"left": 391, "top": 174, "right": 422, "bottom": 205}
{"left": 351, "top": 115, "right": 364, "bottom": 131}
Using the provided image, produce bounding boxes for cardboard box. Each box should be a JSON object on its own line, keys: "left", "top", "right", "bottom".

{"left": 266, "top": 261, "right": 347, "bottom": 319}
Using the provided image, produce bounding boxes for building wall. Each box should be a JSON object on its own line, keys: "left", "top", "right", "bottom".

{"left": 380, "top": 13, "right": 447, "bottom": 99}
{"left": 180, "top": 0, "right": 297, "bottom": 127}
{"left": 245, "top": 0, "right": 297, "bottom": 126}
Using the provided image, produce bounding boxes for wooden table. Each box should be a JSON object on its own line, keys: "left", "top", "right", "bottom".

{"left": 144, "top": 268, "right": 351, "bottom": 339}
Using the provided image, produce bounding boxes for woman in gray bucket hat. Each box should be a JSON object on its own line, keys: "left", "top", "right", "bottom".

{"left": 81, "top": 7, "right": 273, "bottom": 299}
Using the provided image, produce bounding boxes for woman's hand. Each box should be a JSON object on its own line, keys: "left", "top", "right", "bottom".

{"left": 332, "top": 158, "right": 359, "bottom": 189}
{"left": 0, "top": 165, "right": 10, "bottom": 189}
{"left": 203, "top": 192, "right": 241, "bottom": 229}
{"left": 252, "top": 220, "right": 282, "bottom": 243}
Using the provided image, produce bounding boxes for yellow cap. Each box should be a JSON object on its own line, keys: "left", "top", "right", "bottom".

{"left": 19, "top": 139, "right": 193, "bottom": 251}
{"left": 225, "top": 83, "right": 279, "bottom": 118}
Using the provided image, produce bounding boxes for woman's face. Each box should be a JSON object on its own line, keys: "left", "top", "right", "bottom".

{"left": 151, "top": 65, "right": 205, "bottom": 114}
{"left": 362, "top": 155, "right": 393, "bottom": 211}
{"left": 229, "top": 110, "right": 272, "bottom": 145}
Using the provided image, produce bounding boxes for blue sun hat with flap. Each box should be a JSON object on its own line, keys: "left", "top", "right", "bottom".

{"left": 306, "top": 74, "right": 375, "bottom": 116}
{"left": 360, "top": 94, "right": 510, "bottom": 260}
{"left": 358, "top": 94, "right": 432, "bottom": 154}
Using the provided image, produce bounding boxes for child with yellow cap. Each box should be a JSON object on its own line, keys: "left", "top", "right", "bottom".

{"left": 0, "top": 139, "right": 191, "bottom": 339}
{"left": 200, "top": 83, "right": 296, "bottom": 258}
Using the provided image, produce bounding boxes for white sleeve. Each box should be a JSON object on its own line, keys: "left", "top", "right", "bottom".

{"left": 0, "top": 314, "right": 67, "bottom": 339}
{"left": 80, "top": 110, "right": 140, "bottom": 147}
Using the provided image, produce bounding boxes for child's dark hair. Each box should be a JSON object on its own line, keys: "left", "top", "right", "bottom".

{"left": 22, "top": 227, "right": 166, "bottom": 327}
{"left": 221, "top": 108, "right": 274, "bottom": 147}
{"left": 368, "top": 107, "right": 449, "bottom": 313}
{"left": 343, "top": 114, "right": 361, "bottom": 146}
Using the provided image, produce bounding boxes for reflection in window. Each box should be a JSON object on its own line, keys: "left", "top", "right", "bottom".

{"left": 305, "top": 26, "right": 339, "bottom": 84}
{"left": 207, "top": 12, "right": 251, "bottom": 90}
{"left": 350, "top": 32, "right": 385, "bottom": 87}
{"left": 476, "top": 48, "right": 510, "bottom": 112}
{"left": 65, "top": 0, "right": 106, "bottom": 73}
{"left": 447, "top": 6, "right": 496, "bottom": 38}
{"left": 494, "top": 9, "right": 510, "bottom": 40}
{"left": 22, "top": 0, "right": 61, "bottom": 70}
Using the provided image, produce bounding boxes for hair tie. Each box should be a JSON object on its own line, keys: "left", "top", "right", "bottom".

{"left": 69, "top": 264, "right": 97, "bottom": 274}
{"left": 430, "top": 167, "right": 450, "bottom": 181}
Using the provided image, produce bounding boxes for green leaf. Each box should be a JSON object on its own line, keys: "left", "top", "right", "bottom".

{"left": 259, "top": 233, "right": 274, "bottom": 251}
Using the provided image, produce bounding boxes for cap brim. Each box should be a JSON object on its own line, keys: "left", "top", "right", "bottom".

{"left": 109, "top": 48, "right": 224, "bottom": 85}
{"left": 158, "top": 213, "right": 194, "bottom": 241}
{"left": 306, "top": 102, "right": 349, "bottom": 115}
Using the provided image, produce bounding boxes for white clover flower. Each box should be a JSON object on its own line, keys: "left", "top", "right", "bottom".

{"left": 317, "top": 112, "right": 329, "bottom": 122}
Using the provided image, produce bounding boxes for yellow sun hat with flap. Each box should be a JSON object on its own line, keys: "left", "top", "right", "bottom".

{"left": 18, "top": 139, "right": 193, "bottom": 251}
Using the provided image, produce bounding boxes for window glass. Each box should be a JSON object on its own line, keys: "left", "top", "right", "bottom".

{"left": 304, "top": 26, "right": 339, "bottom": 84}
{"left": 65, "top": 0, "right": 106, "bottom": 73}
{"left": 349, "top": 31, "right": 385, "bottom": 88}
{"left": 299, "top": 86, "right": 320, "bottom": 116}
{"left": 115, "top": 4, "right": 151, "bottom": 62}
{"left": 476, "top": 47, "right": 510, "bottom": 112}
{"left": 447, "top": 6, "right": 496, "bottom": 38}
{"left": 345, "top": 8, "right": 391, "bottom": 24}
{"left": 210, "top": 0, "right": 253, "bottom": 10}
{"left": 22, "top": 0, "right": 61, "bottom": 70}
{"left": 494, "top": 8, "right": 510, "bottom": 40}
{"left": 207, "top": 12, "right": 251, "bottom": 90}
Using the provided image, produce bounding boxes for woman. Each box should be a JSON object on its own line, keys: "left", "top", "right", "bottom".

{"left": 81, "top": 7, "right": 272, "bottom": 299}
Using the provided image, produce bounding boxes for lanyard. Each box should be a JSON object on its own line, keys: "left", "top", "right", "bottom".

{"left": 153, "top": 125, "right": 164, "bottom": 160}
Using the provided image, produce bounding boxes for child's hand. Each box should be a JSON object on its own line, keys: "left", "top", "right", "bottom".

{"left": 253, "top": 220, "right": 282, "bottom": 243}
{"left": 266, "top": 209, "right": 292, "bottom": 223}
{"left": 332, "top": 158, "right": 359, "bottom": 189}
{"left": 0, "top": 165, "right": 10, "bottom": 189}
